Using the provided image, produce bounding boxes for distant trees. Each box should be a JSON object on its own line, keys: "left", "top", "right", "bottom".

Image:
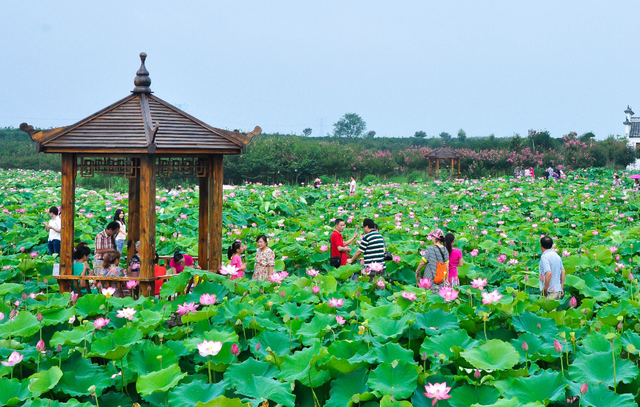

{"left": 302, "top": 128, "right": 312, "bottom": 137}
{"left": 439, "top": 132, "right": 452, "bottom": 140}
{"left": 457, "top": 129, "right": 467, "bottom": 142}
{"left": 414, "top": 131, "right": 427, "bottom": 138}
{"left": 333, "top": 113, "right": 367, "bottom": 138}
{"left": 365, "top": 131, "right": 376, "bottom": 139}
{"left": 528, "top": 129, "right": 553, "bottom": 151}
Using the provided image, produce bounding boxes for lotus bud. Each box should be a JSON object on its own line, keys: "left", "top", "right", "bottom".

{"left": 583, "top": 309, "right": 588, "bottom": 316}
{"left": 9, "top": 310, "right": 17, "bottom": 319}
{"left": 537, "top": 323, "right": 541, "bottom": 330}
{"left": 580, "top": 382, "right": 588, "bottom": 395}
{"left": 569, "top": 297, "right": 577, "bottom": 308}
{"left": 281, "top": 291, "right": 285, "bottom": 297}
{"left": 57, "top": 344, "right": 62, "bottom": 352}
{"left": 36, "top": 339, "right": 45, "bottom": 352}
{"left": 312, "top": 286, "right": 320, "bottom": 294}
{"left": 618, "top": 321, "right": 623, "bottom": 330}
{"left": 231, "top": 344, "right": 240, "bottom": 356}
{"left": 22, "top": 292, "right": 27, "bottom": 300}
{"left": 524, "top": 275, "right": 529, "bottom": 282}
{"left": 554, "top": 339, "right": 563, "bottom": 353}
{"left": 522, "top": 341, "right": 529, "bottom": 352}
{"left": 434, "top": 351, "right": 438, "bottom": 358}
{"left": 629, "top": 272, "right": 635, "bottom": 282}
{"left": 256, "top": 342, "right": 261, "bottom": 352}
{"left": 421, "top": 352, "right": 427, "bottom": 360}
{"left": 37, "top": 312, "right": 43, "bottom": 322}
{"left": 43, "top": 278, "right": 48, "bottom": 285}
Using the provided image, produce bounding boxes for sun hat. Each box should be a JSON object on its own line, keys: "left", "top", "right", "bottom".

{"left": 428, "top": 228, "right": 445, "bottom": 242}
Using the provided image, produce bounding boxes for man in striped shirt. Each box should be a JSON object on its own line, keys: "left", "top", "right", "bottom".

{"left": 347, "top": 218, "right": 385, "bottom": 271}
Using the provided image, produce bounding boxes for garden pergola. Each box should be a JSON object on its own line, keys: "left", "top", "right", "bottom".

{"left": 425, "top": 142, "right": 464, "bottom": 176}
{"left": 20, "top": 53, "right": 261, "bottom": 296}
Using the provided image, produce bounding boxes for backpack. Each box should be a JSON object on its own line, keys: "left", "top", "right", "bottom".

{"left": 433, "top": 246, "right": 448, "bottom": 284}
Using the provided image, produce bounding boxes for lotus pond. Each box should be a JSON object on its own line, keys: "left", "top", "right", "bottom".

{"left": 1, "top": 168, "right": 640, "bottom": 407}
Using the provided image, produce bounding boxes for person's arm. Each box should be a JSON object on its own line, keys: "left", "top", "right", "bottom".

{"left": 347, "top": 250, "right": 363, "bottom": 264}
{"left": 560, "top": 269, "right": 565, "bottom": 295}
{"left": 344, "top": 233, "right": 358, "bottom": 246}
{"left": 415, "top": 258, "right": 426, "bottom": 279}
{"left": 458, "top": 256, "right": 465, "bottom": 267}
{"left": 543, "top": 270, "right": 552, "bottom": 295}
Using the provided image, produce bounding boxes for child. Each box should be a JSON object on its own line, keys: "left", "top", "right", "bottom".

{"left": 227, "top": 240, "right": 247, "bottom": 280}
{"left": 444, "top": 233, "right": 463, "bottom": 287}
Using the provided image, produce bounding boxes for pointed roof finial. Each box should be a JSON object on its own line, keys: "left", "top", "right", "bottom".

{"left": 625, "top": 105, "right": 634, "bottom": 115}
{"left": 133, "top": 52, "right": 152, "bottom": 94}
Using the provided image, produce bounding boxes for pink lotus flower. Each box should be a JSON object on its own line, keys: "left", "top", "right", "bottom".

{"left": 68, "top": 315, "right": 76, "bottom": 324}
{"left": 522, "top": 341, "right": 529, "bottom": 352}
{"left": 393, "top": 255, "right": 402, "bottom": 262}
{"left": 554, "top": 339, "right": 563, "bottom": 353}
{"left": 376, "top": 279, "right": 386, "bottom": 289}
{"left": 469, "top": 249, "right": 479, "bottom": 257}
{"left": 230, "top": 343, "right": 240, "bottom": 356}
{"left": 220, "top": 264, "right": 238, "bottom": 276}
{"left": 126, "top": 280, "right": 138, "bottom": 290}
{"left": 368, "top": 262, "right": 385, "bottom": 273}
{"left": 424, "top": 382, "right": 452, "bottom": 405}
{"left": 418, "top": 278, "right": 432, "bottom": 289}
{"left": 93, "top": 317, "right": 110, "bottom": 330}
{"left": 306, "top": 268, "right": 319, "bottom": 277}
{"left": 592, "top": 231, "right": 599, "bottom": 236}
{"left": 496, "top": 254, "right": 507, "bottom": 263}
{"left": 580, "top": 382, "right": 588, "bottom": 395}
{"left": 481, "top": 290, "right": 503, "bottom": 305}
{"left": 401, "top": 292, "right": 417, "bottom": 301}
{"left": 438, "top": 287, "right": 459, "bottom": 303}
{"left": 269, "top": 271, "right": 288, "bottom": 284}
{"left": 36, "top": 339, "right": 45, "bottom": 352}
{"left": 320, "top": 245, "right": 329, "bottom": 252}
{"left": 200, "top": 293, "right": 217, "bottom": 305}
{"left": 70, "top": 292, "right": 78, "bottom": 302}
{"left": 177, "top": 302, "right": 199, "bottom": 315}
{"left": 1, "top": 351, "right": 23, "bottom": 367}
{"left": 569, "top": 297, "right": 577, "bottom": 308}
{"left": 610, "top": 246, "right": 618, "bottom": 253}
{"left": 336, "top": 315, "right": 346, "bottom": 325}
{"left": 629, "top": 272, "right": 635, "bottom": 282}
{"left": 116, "top": 308, "right": 136, "bottom": 320}
{"left": 30, "top": 252, "right": 38, "bottom": 259}
{"left": 328, "top": 298, "right": 344, "bottom": 308}
{"left": 312, "top": 285, "right": 320, "bottom": 294}
{"left": 197, "top": 340, "right": 223, "bottom": 357}
{"left": 471, "top": 278, "right": 487, "bottom": 290}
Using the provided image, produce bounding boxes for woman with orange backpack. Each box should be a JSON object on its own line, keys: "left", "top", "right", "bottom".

{"left": 415, "top": 228, "right": 450, "bottom": 292}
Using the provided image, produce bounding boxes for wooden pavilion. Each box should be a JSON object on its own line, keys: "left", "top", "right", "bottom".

{"left": 425, "top": 142, "right": 464, "bottom": 176}
{"left": 20, "top": 53, "right": 261, "bottom": 296}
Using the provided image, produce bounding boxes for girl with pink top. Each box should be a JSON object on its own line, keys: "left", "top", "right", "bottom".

{"left": 226, "top": 240, "right": 246, "bottom": 280}
{"left": 444, "top": 233, "right": 463, "bottom": 286}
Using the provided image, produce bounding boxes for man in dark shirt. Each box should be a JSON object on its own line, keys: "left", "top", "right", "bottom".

{"left": 329, "top": 218, "right": 358, "bottom": 268}
{"left": 347, "top": 218, "right": 385, "bottom": 268}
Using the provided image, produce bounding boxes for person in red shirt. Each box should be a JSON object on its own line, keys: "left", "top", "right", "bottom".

{"left": 330, "top": 218, "right": 358, "bottom": 268}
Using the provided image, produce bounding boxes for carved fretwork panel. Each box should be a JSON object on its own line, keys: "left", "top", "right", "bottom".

{"left": 77, "top": 157, "right": 140, "bottom": 178}
{"left": 156, "top": 157, "right": 209, "bottom": 178}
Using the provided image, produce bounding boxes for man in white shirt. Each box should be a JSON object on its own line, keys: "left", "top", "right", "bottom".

{"left": 43, "top": 207, "right": 61, "bottom": 255}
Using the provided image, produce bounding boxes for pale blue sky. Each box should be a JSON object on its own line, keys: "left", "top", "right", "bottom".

{"left": 1, "top": 1, "right": 639, "bottom": 139}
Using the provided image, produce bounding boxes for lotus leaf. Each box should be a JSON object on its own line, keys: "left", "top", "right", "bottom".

{"left": 461, "top": 340, "right": 519, "bottom": 371}
{"left": 367, "top": 360, "right": 418, "bottom": 399}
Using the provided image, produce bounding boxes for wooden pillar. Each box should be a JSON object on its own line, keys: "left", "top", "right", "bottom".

{"left": 435, "top": 159, "right": 439, "bottom": 174}
{"left": 139, "top": 155, "right": 156, "bottom": 296}
{"left": 209, "top": 155, "right": 224, "bottom": 272}
{"left": 127, "top": 162, "right": 141, "bottom": 266}
{"left": 198, "top": 158, "right": 211, "bottom": 270}
{"left": 451, "top": 158, "right": 454, "bottom": 178}
{"left": 457, "top": 158, "right": 461, "bottom": 175}
{"left": 428, "top": 159, "right": 431, "bottom": 176}
{"left": 60, "top": 153, "right": 76, "bottom": 293}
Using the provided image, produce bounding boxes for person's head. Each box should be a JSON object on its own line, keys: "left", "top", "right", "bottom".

{"left": 154, "top": 251, "right": 160, "bottom": 265}
{"left": 105, "top": 221, "right": 120, "bottom": 236}
{"left": 429, "top": 229, "right": 445, "bottom": 245}
{"left": 362, "top": 218, "right": 375, "bottom": 233}
{"left": 351, "top": 176, "right": 355, "bottom": 181}
{"left": 228, "top": 239, "right": 245, "bottom": 259}
{"left": 335, "top": 218, "right": 345, "bottom": 232}
{"left": 49, "top": 207, "right": 59, "bottom": 218}
{"left": 256, "top": 235, "right": 268, "bottom": 249}
{"left": 373, "top": 223, "right": 379, "bottom": 231}
{"left": 540, "top": 236, "right": 553, "bottom": 251}
{"left": 135, "top": 241, "right": 141, "bottom": 253}
{"left": 114, "top": 209, "right": 125, "bottom": 223}
{"left": 103, "top": 250, "right": 121, "bottom": 268}
{"left": 444, "top": 233, "right": 455, "bottom": 254}
{"left": 173, "top": 252, "right": 185, "bottom": 267}
{"left": 73, "top": 244, "right": 91, "bottom": 261}
{"left": 615, "top": 175, "right": 620, "bottom": 180}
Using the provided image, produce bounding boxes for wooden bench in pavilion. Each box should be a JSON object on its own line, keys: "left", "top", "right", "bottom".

{"left": 20, "top": 53, "right": 261, "bottom": 296}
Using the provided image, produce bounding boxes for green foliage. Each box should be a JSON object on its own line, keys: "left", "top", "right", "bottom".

{"left": 333, "top": 113, "right": 367, "bottom": 138}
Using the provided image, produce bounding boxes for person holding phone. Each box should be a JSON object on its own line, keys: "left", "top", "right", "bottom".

{"left": 43, "top": 207, "right": 61, "bottom": 256}
{"left": 330, "top": 219, "right": 358, "bottom": 268}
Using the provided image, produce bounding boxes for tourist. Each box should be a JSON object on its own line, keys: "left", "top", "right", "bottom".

{"left": 73, "top": 243, "right": 91, "bottom": 291}
{"left": 530, "top": 167, "right": 535, "bottom": 180}
{"left": 113, "top": 209, "right": 127, "bottom": 253}
{"left": 169, "top": 251, "right": 199, "bottom": 274}
{"left": 330, "top": 218, "right": 358, "bottom": 268}
{"left": 314, "top": 178, "right": 321, "bottom": 188}
{"left": 613, "top": 175, "right": 622, "bottom": 188}
{"left": 523, "top": 168, "right": 531, "bottom": 178}
{"left": 227, "top": 239, "right": 247, "bottom": 279}
{"left": 415, "top": 228, "right": 449, "bottom": 291}
{"left": 539, "top": 236, "right": 565, "bottom": 299}
{"left": 94, "top": 221, "right": 120, "bottom": 271}
{"left": 444, "top": 233, "right": 463, "bottom": 287}
{"left": 154, "top": 252, "right": 166, "bottom": 296}
{"left": 514, "top": 167, "right": 520, "bottom": 178}
{"left": 253, "top": 235, "right": 275, "bottom": 281}
{"left": 128, "top": 241, "right": 141, "bottom": 277}
{"left": 99, "top": 250, "right": 126, "bottom": 277}
{"left": 349, "top": 177, "right": 357, "bottom": 195}
{"left": 634, "top": 179, "right": 640, "bottom": 192}
{"left": 43, "top": 206, "right": 61, "bottom": 256}
{"left": 347, "top": 218, "right": 386, "bottom": 273}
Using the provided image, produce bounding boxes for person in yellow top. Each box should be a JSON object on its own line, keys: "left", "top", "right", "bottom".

{"left": 415, "top": 228, "right": 450, "bottom": 292}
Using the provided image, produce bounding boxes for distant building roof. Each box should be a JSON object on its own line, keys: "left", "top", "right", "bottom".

{"left": 626, "top": 105, "right": 635, "bottom": 115}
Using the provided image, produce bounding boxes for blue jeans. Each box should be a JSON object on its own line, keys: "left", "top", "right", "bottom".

{"left": 116, "top": 239, "right": 125, "bottom": 253}
{"left": 48, "top": 239, "right": 61, "bottom": 255}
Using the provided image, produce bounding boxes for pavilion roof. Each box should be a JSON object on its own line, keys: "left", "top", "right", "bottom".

{"left": 20, "top": 53, "right": 261, "bottom": 155}
{"left": 425, "top": 142, "right": 464, "bottom": 159}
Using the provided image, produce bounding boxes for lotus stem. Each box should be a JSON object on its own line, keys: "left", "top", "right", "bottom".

{"left": 120, "top": 358, "right": 130, "bottom": 397}
{"left": 207, "top": 358, "right": 212, "bottom": 384}
{"left": 559, "top": 350, "right": 564, "bottom": 378}
{"left": 613, "top": 340, "right": 617, "bottom": 392}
